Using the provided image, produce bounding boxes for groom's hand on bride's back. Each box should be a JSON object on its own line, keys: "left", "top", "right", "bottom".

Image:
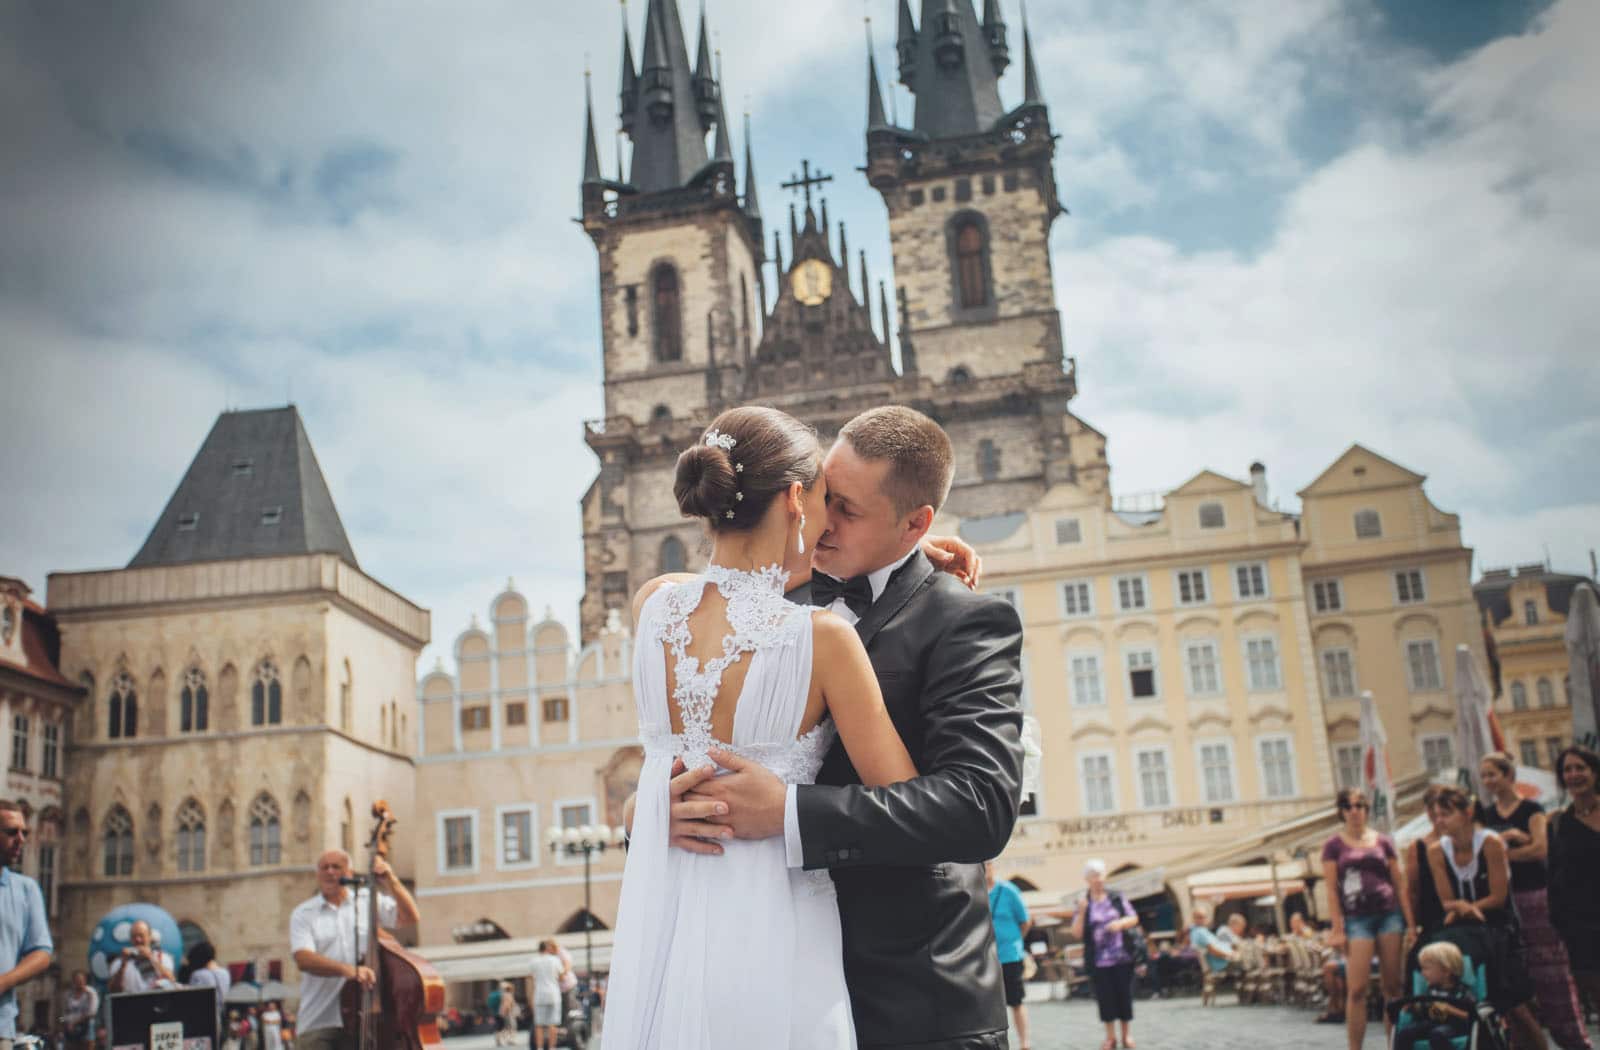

{"left": 666, "top": 759, "right": 733, "bottom": 855}
{"left": 687, "top": 749, "right": 787, "bottom": 840}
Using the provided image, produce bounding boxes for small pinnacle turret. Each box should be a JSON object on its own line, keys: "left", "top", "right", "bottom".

{"left": 742, "top": 113, "right": 762, "bottom": 220}
{"left": 1021, "top": 3, "right": 1045, "bottom": 107}
{"left": 867, "top": 48, "right": 889, "bottom": 129}
{"left": 622, "top": 0, "right": 710, "bottom": 192}
{"left": 582, "top": 72, "right": 602, "bottom": 185}
{"left": 983, "top": 0, "right": 1009, "bottom": 75}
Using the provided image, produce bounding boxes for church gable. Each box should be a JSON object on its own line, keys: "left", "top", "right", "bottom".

{"left": 1168, "top": 469, "right": 1250, "bottom": 498}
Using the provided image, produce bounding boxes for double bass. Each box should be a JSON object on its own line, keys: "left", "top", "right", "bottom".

{"left": 339, "top": 801, "right": 446, "bottom": 1050}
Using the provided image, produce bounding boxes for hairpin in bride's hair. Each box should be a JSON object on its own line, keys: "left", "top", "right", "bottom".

{"left": 704, "top": 429, "right": 736, "bottom": 451}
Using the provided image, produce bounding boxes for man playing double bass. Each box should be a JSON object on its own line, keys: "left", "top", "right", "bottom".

{"left": 290, "top": 849, "right": 421, "bottom": 1050}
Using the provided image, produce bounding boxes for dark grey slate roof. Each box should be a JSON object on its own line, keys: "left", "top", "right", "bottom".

{"left": 624, "top": 0, "right": 710, "bottom": 193}
{"left": 129, "top": 406, "right": 359, "bottom": 570}
{"left": 1474, "top": 568, "right": 1595, "bottom": 627}
{"left": 905, "top": 0, "right": 1006, "bottom": 139}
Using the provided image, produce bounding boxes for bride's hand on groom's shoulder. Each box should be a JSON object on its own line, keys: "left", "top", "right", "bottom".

{"left": 667, "top": 759, "right": 732, "bottom": 855}
{"left": 921, "top": 534, "right": 982, "bottom": 589}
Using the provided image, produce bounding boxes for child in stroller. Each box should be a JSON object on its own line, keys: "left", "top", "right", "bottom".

{"left": 1391, "top": 943, "right": 1480, "bottom": 1050}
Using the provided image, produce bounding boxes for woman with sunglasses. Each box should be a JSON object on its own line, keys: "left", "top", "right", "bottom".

{"left": 1322, "top": 787, "right": 1412, "bottom": 1050}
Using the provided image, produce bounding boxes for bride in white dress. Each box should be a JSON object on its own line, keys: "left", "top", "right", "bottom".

{"left": 601, "top": 406, "right": 918, "bottom": 1050}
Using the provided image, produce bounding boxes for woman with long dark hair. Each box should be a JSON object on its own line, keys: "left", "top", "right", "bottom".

{"left": 1549, "top": 746, "right": 1600, "bottom": 1012}
{"left": 1321, "top": 787, "right": 1411, "bottom": 1050}
{"left": 1426, "top": 785, "right": 1545, "bottom": 1050}
{"left": 1478, "top": 751, "right": 1591, "bottom": 1049}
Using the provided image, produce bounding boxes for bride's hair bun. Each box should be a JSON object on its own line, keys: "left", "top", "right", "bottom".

{"left": 673, "top": 408, "right": 822, "bottom": 532}
{"left": 674, "top": 444, "right": 738, "bottom": 522}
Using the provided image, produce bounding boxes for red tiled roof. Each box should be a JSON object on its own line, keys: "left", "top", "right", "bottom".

{"left": 2, "top": 605, "right": 78, "bottom": 692}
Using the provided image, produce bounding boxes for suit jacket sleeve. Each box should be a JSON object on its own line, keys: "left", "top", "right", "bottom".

{"left": 793, "top": 592, "right": 1024, "bottom": 869}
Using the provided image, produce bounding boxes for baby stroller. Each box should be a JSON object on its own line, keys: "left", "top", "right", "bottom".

{"left": 1384, "top": 954, "right": 1508, "bottom": 1050}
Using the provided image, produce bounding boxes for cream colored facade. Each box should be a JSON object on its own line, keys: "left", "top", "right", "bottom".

{"left": 413, "top": 583, "right": 638, "bottom": 993}
{"left": 1477, "top": 565, "right": 1590, "bottom": 769}
{"left": 47, "top": 553, "right": 428, "bottom": 985}
{"left": 1299, "top": 446, "right": 1483, "bottom": 789}
{"left": 968, "top": 444, "right": 1477, "bottom": 897}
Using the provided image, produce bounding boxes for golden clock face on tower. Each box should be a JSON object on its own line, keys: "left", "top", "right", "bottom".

{"left": 791, "top": 259, "right": 833, "bottom": 306}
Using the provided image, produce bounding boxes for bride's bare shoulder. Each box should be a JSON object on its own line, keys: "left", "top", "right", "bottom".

{"left": 631, "top": 573, "right": 697, "bottom": 626}
{"left": 809, "top": 608, "right": 864, "bottom": 653}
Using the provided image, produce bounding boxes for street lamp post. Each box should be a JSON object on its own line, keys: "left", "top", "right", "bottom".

{"left": 546, "top": 823, "right": 627, "bottom": 1009}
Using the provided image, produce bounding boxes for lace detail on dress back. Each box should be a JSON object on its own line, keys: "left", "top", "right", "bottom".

{"left": 651, "top": 563, "right": 821, "bottom": 771}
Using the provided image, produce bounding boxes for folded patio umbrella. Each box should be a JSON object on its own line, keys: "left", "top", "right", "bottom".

{"left": 1568, "top": 582, "right": 1600, "bottom": 751}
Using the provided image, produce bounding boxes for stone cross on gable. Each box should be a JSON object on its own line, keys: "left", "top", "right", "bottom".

{"left": 780, "top": 159, "right": 834, "bottom": 210}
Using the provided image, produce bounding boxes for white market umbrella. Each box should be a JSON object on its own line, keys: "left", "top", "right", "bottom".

{"left": 1453, "top": 645, "right": 1496, "bottom": 788}
{"left": 1359, "top": 690, "right": 1397, "bottom": 832}
{"left": 1567, "top": 582, "right": 1600, "bottom": 751}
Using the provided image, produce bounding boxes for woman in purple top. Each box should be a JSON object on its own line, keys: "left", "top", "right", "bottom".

{"left": 1071, "top": 859, "right": 1141, "bottom": 1050}
{"left": 1321, "top": 787, "right": 1413, "bottom": 1050}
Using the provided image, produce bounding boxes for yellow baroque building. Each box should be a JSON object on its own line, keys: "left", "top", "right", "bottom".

{"left": 963, "top": 444, "right": 1483, "bottom": 897}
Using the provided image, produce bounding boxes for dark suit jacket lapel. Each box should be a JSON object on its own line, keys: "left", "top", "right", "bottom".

{"left": 853, "top": 549, "right": 935, "bottom": 648}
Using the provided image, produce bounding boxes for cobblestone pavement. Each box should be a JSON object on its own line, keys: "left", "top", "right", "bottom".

{"left": 1009, "top": 995, "right": 1392, "bottom": 1050}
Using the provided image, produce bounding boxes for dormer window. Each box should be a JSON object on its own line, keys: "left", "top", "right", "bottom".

{"left": 177, "top": 512, "right": 200, "bottom": 532}
{"left": 1354, "top": 509, "right": 1382, "bottom": 538}
{"left": 232, "top": 459, "right": 254, "bottom": 478}
{"left": 1198, "top": 502, "right": 1226, "bottom": 529}
{"left": 261, "top": 506, "right": 284, "bottom": 526}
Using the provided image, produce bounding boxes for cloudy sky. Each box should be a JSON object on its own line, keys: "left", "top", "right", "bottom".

{"left": 3, "top": 0, "right": 1595, "bottom": 672}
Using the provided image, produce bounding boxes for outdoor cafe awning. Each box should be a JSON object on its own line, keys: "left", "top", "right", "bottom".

{"left": 414, "top": 932, "right": 615, "bottom": 984}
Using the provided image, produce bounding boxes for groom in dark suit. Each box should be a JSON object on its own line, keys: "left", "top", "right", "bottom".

{"left": 687, "top": 405, "right": 1026, "bottom": 1050}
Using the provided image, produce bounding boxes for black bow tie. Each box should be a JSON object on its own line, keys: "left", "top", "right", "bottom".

{"left": 810, "top": 573, "right": 874, "bottom": 618}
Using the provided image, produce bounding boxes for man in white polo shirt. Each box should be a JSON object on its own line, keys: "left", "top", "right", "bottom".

{"left": 289, "top": 849, "right": 420, "bottom": 1050}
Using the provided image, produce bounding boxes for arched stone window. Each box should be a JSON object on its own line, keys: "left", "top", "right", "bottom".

{"left": 249, "top": 793, "right": 281, "bottom": 866}
{"left": 950, "top": 214, "right": 991, "bottom": 310}
{"left": 1511, "top": 681, "right": 1528, "bottom": 711}
{"left": 181, "top": 667, "right": 209, "bottom": 733}
{"left": 659, "top": 535, "right": 687, "bottom": 575}
{"left": 650, "top": 404, "right": 673, "bottom": 427}
{"left": 109, "top": 672, "right": 137, "bottom": 740}
{"left": 652, "top": 264, "right": 683, "bottom": 363}
{"left": 1199, "top": 502, "right": 1226, "bottom": 529}
{"left": 252, "top": 660, "right": 282, "bottom": 726}
{"left": 176, "top": 799, "right": 206, "bottom": 873}
{"left": 103, "top": 806, "right": 134, "bottom": 877}
{"left": 1354, "top": 509, "right": 1382, "bottom": 539}
{"left": 977, "top": 439, "right": 1001, "bottom": 482}
{"left": 947, "top": 366, "right": 972, "bottom": 385}
{"left": 340, "top": 660, "right": 353, "bottom": 733}
{"left": 1537, "top": 678, "right": 1555, "bottom": 708}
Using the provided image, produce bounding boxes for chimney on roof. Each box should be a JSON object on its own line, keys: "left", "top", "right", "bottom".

{"left": 1249, "top": 461, "right": 1268, "bottom": 507}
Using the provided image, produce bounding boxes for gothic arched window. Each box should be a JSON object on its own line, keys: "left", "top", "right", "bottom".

{"left": 953, "top": 217, "right": 990, "bottom": 309}
{"left": 652, "top": 264, "right": 683, "bottom": 363}
{"left": 181, "top": 667, "right": 209, "bottom": 733}
{"left": 249, "top": 793, "right": 281, "bottom": 866}
{"left": 103, "top": 806, "right": 134, "bottom": 877}
{"left": 176, "top": 799, "right": 206, "bottom": 873}
{"left": 252, "top": 660, "right": 282, "bottom": 726}
{"left": 109, "top": 672, "right": 138, "bottom": 740}
{"left": 659, "top": 535, "right": 687, "bottom": 575}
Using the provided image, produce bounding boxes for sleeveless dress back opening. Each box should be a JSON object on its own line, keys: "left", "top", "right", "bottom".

{"left": 600, "top": 565, "right": 857, "bottom": 1050}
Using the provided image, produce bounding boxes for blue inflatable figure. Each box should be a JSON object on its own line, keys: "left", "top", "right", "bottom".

{"left": 89, "top": 904, "right": 184, "bottom": 985}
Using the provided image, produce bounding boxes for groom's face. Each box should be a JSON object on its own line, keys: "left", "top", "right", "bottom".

{"left": 813, "top": 440, "right": 917, "bottom": 580}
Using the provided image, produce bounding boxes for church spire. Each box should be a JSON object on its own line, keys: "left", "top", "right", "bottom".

{"left": 692, "top": 3, "right": 720, "bottom": 129}
{"left": 618, "top": 3, "right": 638, "bottom": 137}
{"left": 896, "top": 0, "right": 918, "bottom": 86}
{"left": 1021, "top": 1, "right": 1045, "bottom": 106}
{"left": 582, "top": 70, "right": 603, "bottom": 185}
{"left": 899, "top": 0, "right": 1005, "bottom": 139}
{"left": 867, "top": 39, "right": 890, "bottom": 130}
{"left": 742, "top": 112, "right": 762, "bottom": 220}
{"left": 711, "top": 89, "right": 733, "bottom": 164}
{"left": 625, "top": 0, "right": 710, "bottom": 193}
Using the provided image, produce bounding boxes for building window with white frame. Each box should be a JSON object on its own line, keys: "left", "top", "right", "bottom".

{"left": 988, "top": 587, "right": 1020, "bottom": 609}
{"left": 1258, "top": 737, "right": 1296, "bottom": 799}
{"left": 543, "top": 697, "right": 570, "bottom": 723}
{"left": 1115, "top": 574, "right": 1149, "bottom": 612}
{"left": 1321, "top": 648, "right": 1357, "bottom": 699}
{"left": 1537, "top": 678, "right": 1555, "bottom": 708}
{"left": 1055, "top": 518, "right": 1082, "bottom": 545}
{"left": 1198, "top": 502, "right": 1226, "bottom": 529}
{"left": 1420, "top": 735, "right": 1454, "bottom": 774}
{"left": 441, "top": 813, "right": 475, "bottom": 872}
{"left": 1334, "top": 743, "right": 1363, "bottom": 790}
{"left": 1519, "top": 739, "right": 1539, "bottom": 768}
{"left": 1184, "top": 640, "right": 1221, "bottom": 696}
{"left": 1126, "top": 648, "right": 1158, "bottom": 700}
{"left": 1080, "top": 754, "right": 1116, "bottom": 815}
{"left": 1311, "top": 579, "right": 1343, "bottom": 614}
{"left": 1244, "top": 636, "right": 1282, "bottom": 691}
{"left": 499, "top": 807, "right": 535, "bottom": 867}
{"left": 1234, "top": 562, "right": 1268, "bottom": 600}
{"left": 1511, "top": 681, "right": 1528, "bottom": 711}
{"left": 1136, "top": 749, "right": 1173, "bottom": 808}
{"left": 1523, "top": 600, "right": 1539, "bottom": 626}
{"left": 1175, "top": 569, "right": 1209, "bottom": 606}
{"left": 1060, "top": 580, "right": 1094, "bottom": 618}
{"left": 1405, "top": 639, "right": 1444, "bottom": 692}
{"left": 554, "top": 801, "right": 595, "bottom": 863}
{"left": 9, "top": 716, "right": 27, "bottom": 771}
{"left": 41, "top": 723, "right": 59, "bottom": 779}
{"left": 1354, "top": 509, "right": 1382, "bottom": 538}
{"left": 1395, "top": 569, "right": 1427, "bottom": 605}
{"left": 1069, "top": 653, "right": 1104, "bottom": 707}
{"left": 1198, "top": 742, "right": 1235, "bottom": 803}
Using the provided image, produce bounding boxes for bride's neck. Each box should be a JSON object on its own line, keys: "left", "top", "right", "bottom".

{"left": 708, "top": 527, "right": 788, "bottom": 574}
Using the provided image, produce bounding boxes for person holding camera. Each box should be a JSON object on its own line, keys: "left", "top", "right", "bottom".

{"left": 108, "top": 922, "right": 174, "bottom": 993}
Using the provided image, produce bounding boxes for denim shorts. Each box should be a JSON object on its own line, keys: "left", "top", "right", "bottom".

{"left": 1345, "top": 908, "right": 1406, "bottom": 941}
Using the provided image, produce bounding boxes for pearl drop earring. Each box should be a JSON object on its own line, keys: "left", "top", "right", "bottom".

{"left": 797, "top": 512, "right": 806, "bottom": 555}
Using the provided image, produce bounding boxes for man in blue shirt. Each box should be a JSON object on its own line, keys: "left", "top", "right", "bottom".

{"left": 985, "top": 863, "right": 1032, "bottom": 1050}
{"left": 0, "top": 800, "right": 53, "bottom": 1050}
{"left": 1186, "top": 906, "right": 1236, "bottom": 1006}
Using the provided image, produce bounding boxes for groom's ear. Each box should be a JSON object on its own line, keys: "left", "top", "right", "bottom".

{"left": 904, "top": 505, "right": 934, "bottom": 540}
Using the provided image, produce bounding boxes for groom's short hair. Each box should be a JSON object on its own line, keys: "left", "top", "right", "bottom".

{"left": 839, "top": 406, "right": 954, "bottom": 515}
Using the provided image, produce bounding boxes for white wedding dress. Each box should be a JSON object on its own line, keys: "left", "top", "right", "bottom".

{"left": 601, "top": 564, "right": 857, "bottom": 1050}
